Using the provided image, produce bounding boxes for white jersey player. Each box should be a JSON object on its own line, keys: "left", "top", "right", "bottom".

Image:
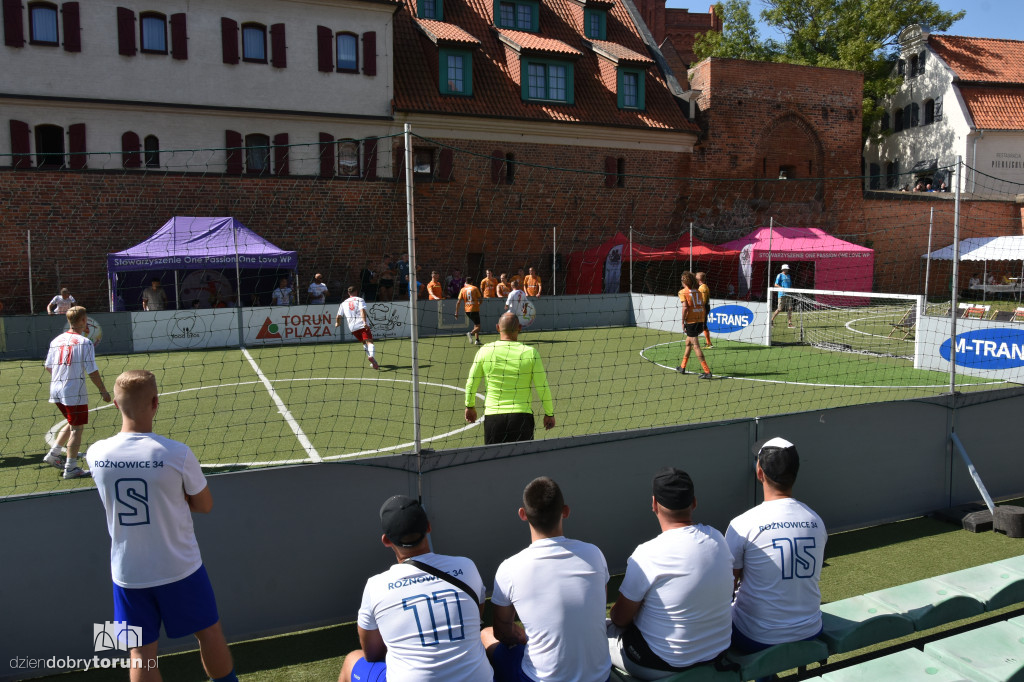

{"left": 504, "top": 280, "right": 528, "bottom": 317}
{"left": 335, "top": 286, "right": 378, "bottom": 370}
{"left": 341, "top": 496, "right": 492, "bottom": 682}
{"left": 609, "top": 468, "right": 733, "bottom": 677}
{"left": 47, "top": 287, "right": 76, "bottom": 315}
{"left": 483, "top": 477, "right": 611, "bottom": 682}
{"left": 726, "top": 437, "right": 827, "bottom": 651}
{"left": 87, "top": 370, "right": 238, "bottom": 681}
{"left": 42, "top": 306, "right": 110, "bottom": 479}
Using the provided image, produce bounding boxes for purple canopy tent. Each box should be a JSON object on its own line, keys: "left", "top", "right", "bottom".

{"left": 107, "top": 217, "right": 298, "bottom": 310}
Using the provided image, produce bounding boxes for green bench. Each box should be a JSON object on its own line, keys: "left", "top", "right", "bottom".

{"left": 933, "top": 561, "right": 1024, "bottom": 611}
{"left": 818, "top": 648, "right": 966, "bottom": 681}
{"left": 922, "top": 619, "right": 1024, "bottom": 681}
{"left": 819, "top": 594, "right": 915, "bottom": 654}
{"left": 860, "top": 577, "right": 984, "bottom": 631}
{"left": 609, "top": 664, "right": 740, "bottom": 682}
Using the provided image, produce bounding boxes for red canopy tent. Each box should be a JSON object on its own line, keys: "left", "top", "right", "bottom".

{"left": 566, "top": 232, "right": 740, "bottom": 294}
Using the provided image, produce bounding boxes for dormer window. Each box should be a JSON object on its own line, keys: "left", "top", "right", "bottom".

{"left": 496, "top": 0, "right": 538, "bottom": 31}
{"left": 420, "top": 0, "right": 443, "bottom": 21}
{"left": 584, "top": 9, "right": 606, "bottom": 40}
{"left": 618, "top": 68, "right": 644, "bottom": 109}
{"left": 524, "top": 60, "right": 572, "bottom": 103}
{"left": 440, "top": 48, "right": 473, "bottom": 95}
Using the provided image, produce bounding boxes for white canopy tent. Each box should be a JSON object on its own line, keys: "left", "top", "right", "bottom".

{"left": 923, "top": 236, "right": 1024, "bottom": 301}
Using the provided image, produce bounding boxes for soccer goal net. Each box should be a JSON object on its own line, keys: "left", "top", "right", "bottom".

{"left": 766, "top": 287, "right": 925, "bottom": 361}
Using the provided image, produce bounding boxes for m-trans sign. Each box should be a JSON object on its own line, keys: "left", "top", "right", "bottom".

{"left": 706, "top": 305, "right": 754, "bottom": 333}
{"left": 940, "top": 329, "right": 1024, "bottom": 370}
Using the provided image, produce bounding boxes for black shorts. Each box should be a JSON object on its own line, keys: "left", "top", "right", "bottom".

{"left": 684, "top": 321, "right": 706, "bottom": 338}
{"left": 483, "top": 413, "right": 534, "bottom": 445}
{"left": 467, "top": 311, "right": 481, "bottom": 325}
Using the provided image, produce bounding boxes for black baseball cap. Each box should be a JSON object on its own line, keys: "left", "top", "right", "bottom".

{"left": 652, "top": 467, "right": 694, "bottom": 511}
{"left": 379, "top": 495, "right": 429, "bottom": 548}
{"left": 754, "top": 437, "right": 800, "bottom": 487}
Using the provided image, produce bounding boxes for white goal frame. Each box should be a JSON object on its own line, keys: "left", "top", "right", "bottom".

{"left": 767, "top": 287, "right": 926, "bottom": 368}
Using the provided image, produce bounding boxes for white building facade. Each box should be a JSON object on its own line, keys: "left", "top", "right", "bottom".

{"left": 864, "top": 24, "right": 1024, "bottom": 194}
{"left": 1, "top": 0, "right": 400, "bottom": 176}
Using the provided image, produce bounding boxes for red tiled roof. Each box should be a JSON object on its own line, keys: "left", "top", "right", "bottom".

{"left": 959, "top": 85, "right": 1024, "bottom": 130}
{"left": 930, "top": 35, "right": 1024, "bottom": 84}
{"left": 589, "top": 39, "right": 654, "bottom": 64}
{"left": 497, "top": 29, "right": 582, "bottom": 57}
{"left": 393, "top": 0, "right": 697, "bottom": 131}
{"left": 415, "top": 18, "right": 482, "bottom": 45}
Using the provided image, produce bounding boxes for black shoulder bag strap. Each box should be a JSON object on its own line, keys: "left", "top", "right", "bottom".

{"left": 404, "top": 559, "right": 480, "bottom": 604}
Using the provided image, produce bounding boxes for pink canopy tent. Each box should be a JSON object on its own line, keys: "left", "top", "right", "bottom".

{"left": 722, "top": 226, "right": 874, "bottom": 300}
{"left": 566, "top": 232, "right": 740, "bottom": 294}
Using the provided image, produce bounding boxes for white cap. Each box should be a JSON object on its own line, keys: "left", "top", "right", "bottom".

{"left": 781, "top": 264, "right": 790, "bottom": 270}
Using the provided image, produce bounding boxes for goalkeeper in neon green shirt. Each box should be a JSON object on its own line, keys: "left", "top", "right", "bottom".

{"left": 465, "top": 312, "right": 555, "bottom": 444}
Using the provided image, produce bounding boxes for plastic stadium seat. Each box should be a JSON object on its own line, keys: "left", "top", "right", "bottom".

{"left": 724, "top": 639, "right": 829, "bottom": 681}
{"left": 819, "top": 595, "right": 915, "bottom": 653}
{"left": 923, "top": 620, "right": 1024, "bottom": 681}
{"left": 864, "top": 578, "right": 984, "bottom": 631}
{"left": 819, "top": 648, "right": 967, "bottom": 681}
{"left": 933, "top": 562, "right": 1024, "bottom": 612}
{"left": 998, "top": 555, "right": 1024, "bottom": 574}
{"left": 609, "top": 665, "right": 740, "bottom": 682}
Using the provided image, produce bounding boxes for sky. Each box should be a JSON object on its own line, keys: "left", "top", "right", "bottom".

{"left": 663, "top": 0, "right": 1024, "bottom": 42}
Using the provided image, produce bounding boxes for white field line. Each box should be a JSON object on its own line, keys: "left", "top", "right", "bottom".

{"left": 51, "top": 377, "right": 484, "bottom": 467}
{"left": 638, "top": 340, "right": 1003, "bottom": 389}
{"left": 241, "top": 347, "right": 322, "bottom": 463}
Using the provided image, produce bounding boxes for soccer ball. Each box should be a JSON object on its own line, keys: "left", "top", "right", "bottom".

{"left": 518, "top": 301, "right": 537, "bottom": 328}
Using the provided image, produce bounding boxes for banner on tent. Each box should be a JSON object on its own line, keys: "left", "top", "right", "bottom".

{"left": 917, "top": 315, "right": 1024, "bottom": 382}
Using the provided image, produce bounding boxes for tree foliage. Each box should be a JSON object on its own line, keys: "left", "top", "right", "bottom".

{"left": 693, "top": 0, "right": 965, "bottom": 137}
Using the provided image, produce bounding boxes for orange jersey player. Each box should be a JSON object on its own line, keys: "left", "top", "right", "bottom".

{"left": 676, "top": 272, "right": 711, "bottom": 379}
{"left": 524, "top": 267, "right": 542, "bottom": 297}
{"left": 427, "top": 271, "right": 444, "bottom": 300}
{"left": 496, "top": 273, "right": 511, "bottom": 298}
{"left": 510, "top": 268, "right": 525, "bottom": 290}
{"left": 481, "top": 270, "right": 498, "bottom": 298}
{"left": 456, "top": 277, "right": 483, "bottom": 345}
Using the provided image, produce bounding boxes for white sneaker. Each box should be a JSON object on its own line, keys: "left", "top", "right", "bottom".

{"left": 466, "top": 331, "right": 474, "bottom": 343}
{"left": 43, "top": 453, "right": 66, "bottom": 470}
{"left": 63, "top": 466, "right": 91, "bottom": 480}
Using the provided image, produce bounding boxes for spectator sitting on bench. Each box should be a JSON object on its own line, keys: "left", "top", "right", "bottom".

{"left": 339, "top": 495, "right": 492, "bottom": 682}
{"left": 482, "top": 476, "right": 611, "bottom": 682}
{"left": 726, "top": 437, "right": 828, "bottom": 654}
{"left": 607, "top": 468, "right": 733, "bottom": 680}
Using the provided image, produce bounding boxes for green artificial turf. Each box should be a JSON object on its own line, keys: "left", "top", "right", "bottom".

{"left": 1, "top": 325, "right": 1008, "bottom": 499}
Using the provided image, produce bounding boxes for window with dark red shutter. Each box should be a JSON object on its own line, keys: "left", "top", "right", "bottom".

{"left": 438, "top": 149, "right": 453, "bottom": 180}
{"left": 221, "top": 17, "right": 238, "bottom": 64}
{"left": 169, "top": 12, "right": 186, "bottom": 59}
{"left": 319, "top": 132, "right": 334, "bottom": 178}
{"left": 270, "top": 22, "right": 285, "bottom": 68}
{"left": 121, "top": 131, "right": 141, "bottom": 168}
{"left": 225, "top": 130, "right": 242, "bottom": 174}
{"left": 3, "top": 0, "right": 25, "bottom": 47}
{"left": 604, "top": 156, "right": 616, "bottom": 187}
{"left": 68, "top": 122, "right": 86, "bottom": 169}
{"left": 491, "top": 150, "right": 503, "bottom": 183}
{"left": 116, "top": 6, "right": 135, "bottom": 55}
{"left": 272, "top": 133, "right": 289, "bottom": 176}
{"left": 364, "top": 138, "right": 377, "bottom": 180}
{"left": 362, "top": 31, "right": 376, "bottom": 76}
{"left": 61, "top": 1, "right": 78, "bottom": 51}
{"left": 9, "top": 120, "right": 31, "bottom": 168}
{"left": 316, "top": 25, "right": 332, "bottom": 72}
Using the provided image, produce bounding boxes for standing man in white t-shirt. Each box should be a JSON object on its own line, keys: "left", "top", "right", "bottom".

{"left": 482, "top": 476, "right": 611, "bottom": 682}
{"left": 271, "top": 277, "right": 294, "bottom": 306}
{"left": 608, "top": 468, "right": 733, "bottom": 679}
{"left": 339, "top": 495, "right": 493, "bottom": 682}
{"left": 47, "top": 287, "right": 76, "bottom": 315}
{"left": 43, "top": 306, "right": 110, "bottom": 479}
{"left": 86, "top": 370, "right": 238, "bottom": 682}
{"left": 726, "top": 437, "right": 827, "bottom": 653}
{"left": 335, "top": 286, "right": 378, "bottom": 370}
{"left": 307, "top": 273, "right": 329, "bottom": 305}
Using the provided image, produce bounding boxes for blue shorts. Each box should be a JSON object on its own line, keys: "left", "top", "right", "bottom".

{"left": 492, "top": 643, "right": 608, "bottom": 682}
{"left": 113, "top": 564, "right": 220, "bottom": 647}
{"left": 350, "top": 658, "right": 387, "bottom": 682}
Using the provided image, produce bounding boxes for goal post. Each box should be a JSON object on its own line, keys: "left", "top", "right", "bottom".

{"left": 767, "top": 287, "right": 926, "bottom": 368}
